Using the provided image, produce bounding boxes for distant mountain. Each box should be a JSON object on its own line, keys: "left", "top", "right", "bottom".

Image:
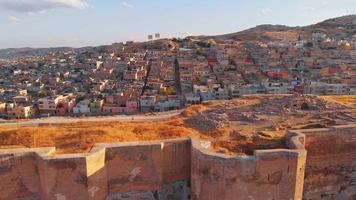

{"left": 0, "top": 47, "right": 73, "bottom": 59}
{"left": 214, "top": 15, "right": 356, "bottom": 42}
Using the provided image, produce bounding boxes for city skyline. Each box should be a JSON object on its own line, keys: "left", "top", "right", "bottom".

{"left": 0, "top": 0, "right": 356, "bottom": 49}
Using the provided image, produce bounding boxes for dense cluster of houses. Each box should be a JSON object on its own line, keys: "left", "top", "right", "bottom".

{"left": 0, "top": 32, "right": 355, "bottom": 119}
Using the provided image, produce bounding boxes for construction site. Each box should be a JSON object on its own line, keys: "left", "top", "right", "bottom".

{"left": 0, "top": 95, "right": 355, "bottom": 200}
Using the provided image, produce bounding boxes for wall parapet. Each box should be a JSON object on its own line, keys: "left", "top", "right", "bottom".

{"left": 0, "top": 131, "right": 309, "bottom": 200}
{"left": 190, "top": 132, "right": 307, "bottom": 200}
{"left": 291, "top": 124, "right": 356, "bottom": 200}
{"left": 0, "top": 138, "right": 191, "bottom": 200}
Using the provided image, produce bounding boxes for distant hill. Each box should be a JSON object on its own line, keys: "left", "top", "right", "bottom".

{"left": 1, "top": 15, "right": 355, "bottom": 59}
{"left": 0, "top": 47, "right": 73, "bottom": 59}
{"left": 312, "top": 15, "right": 356, "bottom": 29}
{"left": 213, "top": 24, "right": 296, "bottom": 42}
{"left": 213, "top": 15, "right": 356, "bottom": 42}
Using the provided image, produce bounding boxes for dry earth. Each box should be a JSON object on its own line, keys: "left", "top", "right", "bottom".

{"left": 0, "top": 95, "right": 355, "bottom": 155}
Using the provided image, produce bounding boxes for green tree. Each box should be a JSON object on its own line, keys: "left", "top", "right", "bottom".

{"left": 38, "top": 90, "right": 47, "bottom": 98}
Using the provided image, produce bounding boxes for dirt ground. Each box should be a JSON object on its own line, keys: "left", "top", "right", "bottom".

{"left": 0, "top": 119, "right": 205, "bottom": 154}
{"left": 319, "top": 95, "right": 356, "bottom": 107}
{"left": 0, "top": 95, "right": 355, "bottom": 155}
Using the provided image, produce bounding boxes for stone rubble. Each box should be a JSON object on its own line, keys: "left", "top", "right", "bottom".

{"left": 187, "top": 112, "right": 229, "bottom": 131}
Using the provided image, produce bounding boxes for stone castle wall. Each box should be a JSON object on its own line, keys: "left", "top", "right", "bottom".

{"left": 0, "top": 139, "right": 191, "bottom": 200}
{"left": 291, "top": 125, "right": 356, "bottom": 200}
{"left": 191, "top": 133, "right": 306, "bottom": 200}
{"left": 0, "top": 125, "right": 355, "bottom": 200}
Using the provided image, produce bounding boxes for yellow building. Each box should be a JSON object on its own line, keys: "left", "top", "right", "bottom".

{"left": 0, "top": 103, "right": 6, "bottom": 113}
{"left": 13, "top": 105, "right": 33, "bottom": 119}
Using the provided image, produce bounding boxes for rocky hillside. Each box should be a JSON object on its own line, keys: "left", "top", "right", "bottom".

{"left": 214, "top": 15, "right": 356, "bottom": 42}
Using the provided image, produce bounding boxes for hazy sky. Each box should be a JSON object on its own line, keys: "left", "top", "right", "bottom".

{"left": 0, "top": 0, "right": 355, "bottom": 48}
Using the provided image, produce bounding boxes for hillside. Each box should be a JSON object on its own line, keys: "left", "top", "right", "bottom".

{"left": 1, "top": 15, "right": 355, "bottom": 59}
{"left": 0, "top": 47, "right": 73, "bottom": 59}
{"left": 312, "top": 14, "right": 356, "bottom": 29}
{"left": 214, "top": 15, "right": 356, "bottom": 42}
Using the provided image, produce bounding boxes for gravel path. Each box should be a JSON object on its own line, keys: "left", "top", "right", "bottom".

{"left": 0, "top": 110, "right": 183, "bottom": 127}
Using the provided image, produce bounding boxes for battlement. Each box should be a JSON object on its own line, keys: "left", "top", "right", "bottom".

{"left": 290, "top": 124, "right": 356, "bottom": 199}
{"left": 191, "top": 132, "right": 306, "bottom": 200}
{"left": 0, "top": 125, "right": 355, "bottom": 200}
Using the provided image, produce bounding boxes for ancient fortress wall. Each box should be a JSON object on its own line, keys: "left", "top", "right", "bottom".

{"left": 291, "top": 125, "right": 356, "bottom": 200}
{"left": 191, "top": 133, "right": 306, "bottom": 200}
{"left": 0, "top": 139, "right": 191, "bottom": 200}
{"left": 0, "top": 125, "right": 355, "bottom": 200}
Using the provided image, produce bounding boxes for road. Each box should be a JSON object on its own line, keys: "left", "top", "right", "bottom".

{"left": 0, "top": 110, "right": 183, "bottom": 127}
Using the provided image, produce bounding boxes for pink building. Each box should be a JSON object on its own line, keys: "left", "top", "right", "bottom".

{"left": 103, "top": 101, "right": 138, "bottom": 114}
{"left": 106, "top": 95, "right": 115, "bottom": 104}
{"left": 56, "top": 99, "right": 76, "bottom": 115}
{"left": 126, "top": 101, "right": 138, "bottom": 112}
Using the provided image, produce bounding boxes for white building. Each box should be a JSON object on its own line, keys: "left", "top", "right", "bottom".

{"left": 73, "top": 100, "right": 90, "bottom": 114}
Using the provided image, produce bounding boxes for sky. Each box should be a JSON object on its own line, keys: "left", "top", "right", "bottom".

{"left": 0, "top": 0, "right": 355, "bottom": 49}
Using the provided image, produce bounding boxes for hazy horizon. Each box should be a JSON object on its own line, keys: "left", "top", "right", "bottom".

{"left": 1, "top": 0, "right": 355, "bottom": 49}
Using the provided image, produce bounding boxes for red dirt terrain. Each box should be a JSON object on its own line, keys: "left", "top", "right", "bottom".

{"left": 0, "top": 95, "right": 355, "bottom": 155}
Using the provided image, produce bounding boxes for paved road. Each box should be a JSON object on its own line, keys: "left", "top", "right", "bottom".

{"left": 0, "top": 110, "right": 183, "bottom": 127}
